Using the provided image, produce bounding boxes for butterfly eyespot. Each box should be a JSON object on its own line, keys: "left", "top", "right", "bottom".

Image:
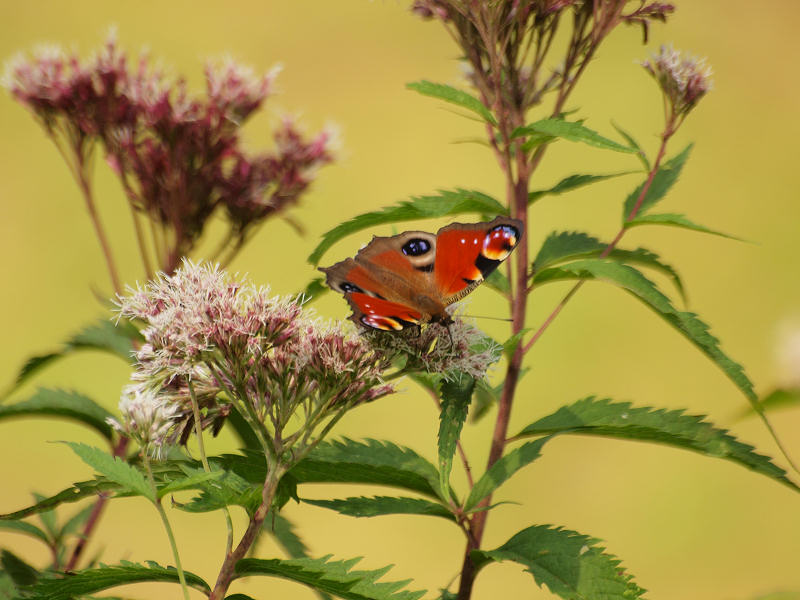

{"left": 402, "top": 238, "right": 432, "bottom": 257}
{"left": 482, "top": 224, "right": 519, "bottom": 260}
{"left": 339, "top": 282, "right": 363, "bottom": 294}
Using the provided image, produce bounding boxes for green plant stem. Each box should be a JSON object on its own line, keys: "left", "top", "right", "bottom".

{"left": 188, "top": 380, "right": 234, "bottom": 558}
{"left": 142, "top": 452, "right": 190, "bottom": 600}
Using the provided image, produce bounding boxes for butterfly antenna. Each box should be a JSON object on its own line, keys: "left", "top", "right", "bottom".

{"left": 460, "top": 314, "right": 513, "bottom": 322}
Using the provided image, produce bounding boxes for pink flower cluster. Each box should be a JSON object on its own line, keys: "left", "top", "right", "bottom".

{"left": 5, "top": 34, "right": 333, "bottom": 270}
{"left": 642, "top": 44, "right": 713, "bottom": 117}
{"left": 116, "top": 261, "right": 394, "bottom": 456}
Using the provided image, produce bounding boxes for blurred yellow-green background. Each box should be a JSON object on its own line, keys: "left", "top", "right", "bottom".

{"left": 2, "top": 2, "right": 800, "bottom": 599}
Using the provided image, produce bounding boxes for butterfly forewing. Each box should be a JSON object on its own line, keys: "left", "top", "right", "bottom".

{"left": 433, "top": 216, "right": 522, "bottom": 305}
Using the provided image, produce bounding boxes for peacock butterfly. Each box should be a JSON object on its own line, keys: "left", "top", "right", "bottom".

{"left": 320, "top": 216, "right": 523, "bottom": 331}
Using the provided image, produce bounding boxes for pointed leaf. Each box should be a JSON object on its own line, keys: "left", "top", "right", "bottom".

{"left": 471, "top": 378, "right": 501, "bottom": 424}
{"left": 1, "top": 480, "right": 119, "bottom": 521}
{"left": 484, "top": 269, "right": 510, "bottom": 295}
{"left": 177, "top": 468, "right": 262, "bottom": 514}
{"left": 437, "top": 375, "right": 474, "bottom": 499}
{"left": 464, "top": 437, "right": 550, "bottom": 512}
{"left": 471, "top": 525, "right": 645, "bottom": 600}
{"left": 625, "top": 212, "right": 742, "bottom": 240}
{"left": 0, "top": 550, "right": 38, "bottom": 587}
{"left": 156, "top": 469, "right": 223, "bottom": 499}
{"left": 264, "top": 512, "right": 311, "bottom": 559}
{"left": 751, "top": 388, "right": 800, "bottom": 415}
{"left": 407, "top": 80, "right": 496, "bottom": 125}
{"left": 63, "top": 442, "right": 154, "bottom": 502}
{"left": 622, "top": 144, "right": 692, "bottom": 220}
{"left": 611, "top": 122, "right": 651, "bottom": 171}
{"left": 528, "top": 172, "right": 633, "bottom": 205}
{"left": 234, "top": 555, "right": 425, "bottom": 600}
{"left": 291, "top": 438, "right": 441, "bottom": 498}
{"left": 21, "top": 560, "right": 210, "bottom": 599}
{"left": 532, "top": 232, "right": 686, "bottom": 301}
{"left": 0, "top": 389, "right": 114, "bottom": 440}
{"left": 0, "top": 521, "right": 50, "bottom": 545}
{"left": 308, "top": 189, "right": 506, "bottom": 265}
{"left": 7, "top": 319, "right": 140, "bottom": 395}
{"left": 518, "top": 397, "right": 797, "bottom": 490}
{"left": 533, "top": 259, "right": 757, "bottom": 405}
{"left": 303, "top": 496, "right": 455, "bottom": 521}
{"left": 513, "top": 119, "right": 636, "bottom": 154}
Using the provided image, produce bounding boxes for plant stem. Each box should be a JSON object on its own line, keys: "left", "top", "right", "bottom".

{"left": 208, "top": 466, "right": 284, "bottom": 600}
{"left": 75, "top": 148, "right": 122, "bottom": 295}
{"left": 142, "top": 452, "right": 190, "bottom": 600}
{"left": 188, "top": 380, "right": 234, "bottom": 558}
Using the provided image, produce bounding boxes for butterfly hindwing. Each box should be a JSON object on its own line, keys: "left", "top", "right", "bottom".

{"left": 346, "top": 293, "right": 424, "bottom": 331}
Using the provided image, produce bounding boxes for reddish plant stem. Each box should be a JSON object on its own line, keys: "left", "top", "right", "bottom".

{"left": 208, "top": 467, "right": 283, "bottom": 600}
{"left": 75, "top": 150, "right": 122, "bottom": 295}
{"left": 65, "top": 436, "right": 129, "bottom": 571}
{"left": 522, "top": 126, "right": 674, "bottom": 356}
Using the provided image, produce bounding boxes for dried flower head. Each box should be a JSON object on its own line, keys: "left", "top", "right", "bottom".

{"left": 642, "top": 44, "right": 712, "bottom": 118}
{"left": 108, "top": 383, "right": 180, "bottom": 459}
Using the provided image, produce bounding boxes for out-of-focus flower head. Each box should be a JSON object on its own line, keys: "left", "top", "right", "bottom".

{"left": 642, "top": 44, "right": 712, "bottom": 118}
{"left": 5, "top": 33, "right": 334, "bottom": 273}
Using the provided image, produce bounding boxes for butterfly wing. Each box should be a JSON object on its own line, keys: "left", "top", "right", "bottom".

{"left": 433, "top": 216, "right": 523, "bottom": 305}
{"left": 320, "top": 216, "right": 523, "bottom": 330}
{"left": 320, "top": 231, "right": 444, "bottom": 330}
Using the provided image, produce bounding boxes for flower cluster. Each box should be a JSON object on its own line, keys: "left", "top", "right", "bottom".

{"left": 364, "top": 313, "right": 501, "bottom": 382}
{"left": 109, "top": 383, "right": 181, "bottom": 459}
{"left": 116, "top": 261, "right": 394, "bottom": 458}
{"left": 5, "top": 33, "right": 333, "bottom": 272}
{"left": 410, "top": 1, "right": 675, "bottom": 115}
{"left": 642, "top": 44, "right": 713, "bottom": 118}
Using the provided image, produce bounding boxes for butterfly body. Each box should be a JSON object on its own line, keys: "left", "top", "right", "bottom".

{"left": 321, "top": 216, "right": 523, "bottom": 331}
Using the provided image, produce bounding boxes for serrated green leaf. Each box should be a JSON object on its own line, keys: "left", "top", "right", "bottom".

{"left": 407, "top": 80, "right": 496, "bottom": 125}
{"left": 63, "top": 442, "right": 154, "bottom": 502}
{"left": 437, "top": 375, "right": 474, "bottom": 500}
{"left": 303, "top": 496, "right": 455, "bottom": 521}
{"left": 0, "top": 521, "right": 50, "bottom": 545}
{"left": 517, "top": 397, "right": 797, "bottom": 490}
{"left": 533, "top": 259, "right": 757, "bottom": 405}
{"left": 156, "top": 469, "right": 223, "bottom": 499}
{"left": 622, "top": 144, "right": 692, "bottom": 220}
{"left": 0, "top": 388, "right": 114, "bottom": 440}
{"left": 464, "top": 438, "right": 549, "bottom": 512}
{"left": 176, "top": 468, "right": 262, "bottom": 515}
{"left": 513, "top": 119, "right": 636, "bottom": 154}
{"left": 234, "top": 555, "right": 425, "bottom": 600}
{"left": 471, "top": 525, "right": 645, "bottom": 600}
{"left": 532, "top": 232, "right": 686, "bottom": 301}
{"left": 1, "top": 480, "right": 119, "bottom": 521}
{"left": 308, "top": 190, "right": 507, "bottom": 265}
{"left": 264, "top": 512, "right": 310, "bottom": 559}
{"left": 625, "top": 212, "right": 743, "bottom": 241}
{"left": 611, "top": 121, "right": 651, "bottom": 171}
{"left": 6, "top": 319, "right": 140, "bottom": 396}
{"left": 0, "top": 550, "right": 38, "bottom": 587}
{"left": 22, "top": 560, "right": 209, "bottom": 599}
{"left": 291, "top": 438, "right": 441, "bottom": 499}
{"left": 528, "top": 172, "right": 633, "bottom": 204}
